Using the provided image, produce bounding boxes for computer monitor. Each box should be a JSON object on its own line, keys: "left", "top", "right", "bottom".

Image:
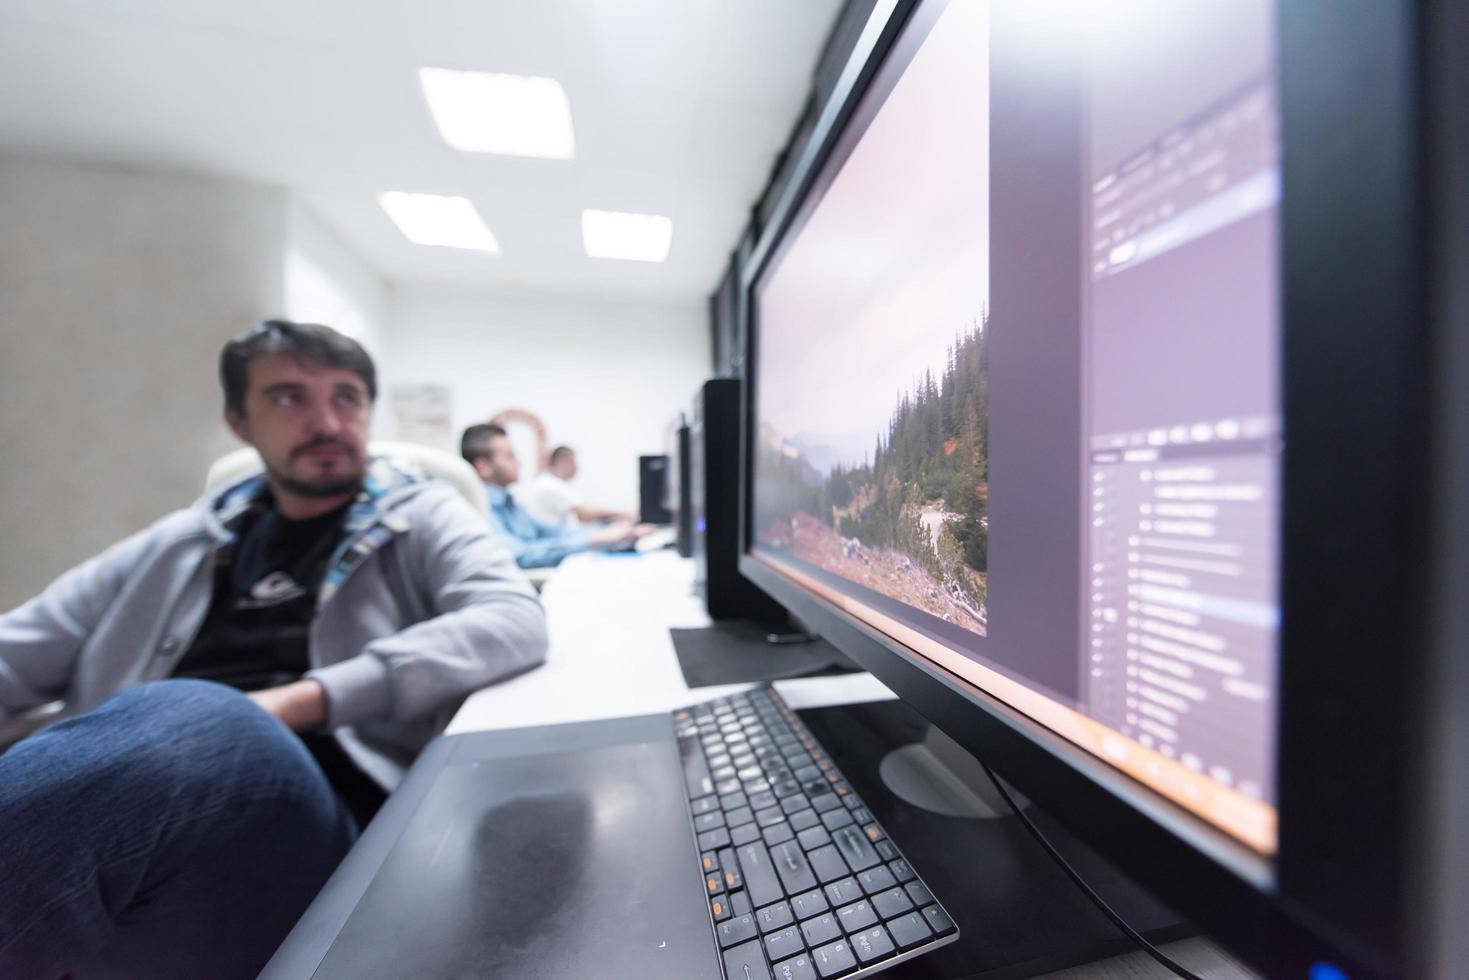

{"left": 667, "top": 414, "right": 694, "bottom": 557}
{"left": 738, "top": 1, "right": 1453, "bottom": 976}
{"left": 638, "top": 454, "right": 673, "bottom": 525}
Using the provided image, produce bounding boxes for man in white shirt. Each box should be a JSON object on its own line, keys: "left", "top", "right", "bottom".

{"left": 521, "top": 445, "right": 635, "bottom": 528}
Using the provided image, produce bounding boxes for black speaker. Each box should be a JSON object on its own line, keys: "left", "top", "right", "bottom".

{"left": 695, "top": 379, "right": 787, "bottom": 623}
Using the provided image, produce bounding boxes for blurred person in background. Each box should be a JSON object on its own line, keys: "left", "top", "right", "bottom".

{"left": 521, "top": 444, "right": 637, "bottom": 528}
{"left": 462, "top": 424, "right": 652, "bottom": 568}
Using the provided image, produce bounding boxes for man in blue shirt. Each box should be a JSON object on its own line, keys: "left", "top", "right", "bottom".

{"left": 461, "top": 424, "right": 649, "bottom": 568}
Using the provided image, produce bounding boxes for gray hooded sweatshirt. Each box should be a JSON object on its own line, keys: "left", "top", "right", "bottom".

{"left": 0, "top": 456, "right": 549, "bottom": 787}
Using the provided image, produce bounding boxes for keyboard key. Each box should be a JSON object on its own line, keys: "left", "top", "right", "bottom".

{"left": 736, "top": 842, "right": 786, "bottom": 908}
{"left": 831, "top": 826, "right": 880, "bottom": 872}
{"left": 757, "top": 901, "right": 795, "bottom": 933}
{"left": 724, "top": 864, "right": 744, "bottom": 891}
{"left": 806, "top": 845, "right": 848, "bottom": 883}
{"left": 861, "top": 823, "right": 885, "bottom": 844}
{"left": 779, "top": 794, "right": 809, "bottom": 815}
{"left": 706, "top": 872, "right": 724, "bottom": 896}
{"left": 843, "top": 794, "right": 863, "bottom": 811}
{"left": 712, "top": 765, "right": 737, "bottom": 781}
{"left": 789, "top": 809, "right": 820, "bottom": 832}
{"left": 718, "top": 913, "right": 759, "bottom": 949}
{"left": 800, "top": 912, "right": 841, "bottom": 948}
{"left": 731, "top": 823, "right": 762, "bottom": 846}
{"left": 698, "top": 828, "right": 731, "bottom": 850}
{"left": 810, "top": 938, "right": 857, "bottom": 978}
{"left": 835, "top": 899, "right": 878, "bottom": 934}
{"left": 701, "top": 850, "right": 719, "bottom": 874}
{"left": 820, "top": 809, "right": 854, "bottom": 831}
{"left": 732, "top": 891, "right": 753, "bottom": 916}
{"left": 794, "top": 764, "right": 821, "bottom": 782}
{"left": 810, "top": 793, "right": 842, "bottom": 813}
{"left": 726, "top": 806, "right": 755, "bottom": 828}
{"left": 772, "top": 953, "right": 818, "bottom": 980}
{"left": 797, "top": 826, "right": 831, "bottom": 851}
{"left": 723, "top": 938, "right": 773, "bottom": 980}
{"left": 716, "top": 778, "right": 741, "bottom": 795}
{"left": 694, "top": 811, "right": 725, "bottom": 832}
{"left": 692, "top": 796, "right": 719, "bottom": 815}
{"left": 763, "top": 822, "right": 795, "bottom": 847}
{"left": 850, "top": 808, "right": 871, "bottom": 824}
{"left": 875, "top": 840, "right": 898, "bottom": 861}
{"left": 904, "top": 881, "right": 933, "bottom": 907}
{"left": 888, "top": 858, "right": 916, "bottom": 883}
{"left": 756, "top": 806, "right": 786, "bottom": 828}
{"left": 720, "top": 791, "right": 748, "bottom": 810}
{"left": 750, "top": 791, "right": 778, "bottom": 810}
{"left": 871, "top": 886, "right": 914, "bottom": 920}
{"left": 856, "top": 866, "right": 896, "bottom": 895}
{"left": 677, "top": 734, "right": 714, "bottom": 798}
{"left": 711, "top": 896, "right": 731, "bottom": 921}
{"left": 887, "top": 911, "right": 934, "bottom": 950}
{"left": 823, "top": 877, "right": 862, "bottom": 907}
{"left": 770, "top": 840, "right": 819, "bottom": 894}
{"left": 850, "top": 925, "right": 896, "bottom": 965}
{"left": 921, "top": 904, "right": 957, "bottom": 935}
{"left": 789, "top": 888, "right": 829, "bottom": 920}
{"left": 765, "top": 925, "right": 805, "bottom": 962}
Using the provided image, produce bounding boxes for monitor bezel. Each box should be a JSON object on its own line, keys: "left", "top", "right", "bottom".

{"left": 735, "top": 1, "right": 1435, "bottom": 976}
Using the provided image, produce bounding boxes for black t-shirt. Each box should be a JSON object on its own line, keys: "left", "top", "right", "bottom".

{"left": 176, "top": 500, "right": 350, "bottom": 689}
{"left": 175, "top": 497, "right": 386, "bottom": 825}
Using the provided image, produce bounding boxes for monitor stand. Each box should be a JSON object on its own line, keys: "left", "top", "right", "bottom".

{"left": 797, "top": 698, "right": 1193, "bottom": 979}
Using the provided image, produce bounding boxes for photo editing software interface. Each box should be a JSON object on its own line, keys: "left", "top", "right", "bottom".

{"left": 751, "top": 0, "right": 1279, "bottom": 853}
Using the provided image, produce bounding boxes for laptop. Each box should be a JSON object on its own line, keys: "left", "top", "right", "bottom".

{"left": 262, "top": 687, "right": 957, "bottom": 980}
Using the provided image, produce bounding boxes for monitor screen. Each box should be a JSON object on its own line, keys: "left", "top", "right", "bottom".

{"left": 750, "top": 0, "right": 1279, "bottom": 854}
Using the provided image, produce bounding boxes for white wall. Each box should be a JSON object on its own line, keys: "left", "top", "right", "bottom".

{"left": 284, "top": 200, "right": 388, "bottom": 362}
{"left": 0, "top": 156, "right": 286, "bottom": 609}
{"left": 382, "top": 286, "right": 710, "bottom": 513}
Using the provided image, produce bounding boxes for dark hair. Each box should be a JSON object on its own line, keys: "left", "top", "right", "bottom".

{"left": 461, "top": 423, "right": 508, "bottom": 464}
{"left": 220, "top": 319, "right": 377, "bottom": 415}
{"left": 549, "top": 445, "right": 575, "bottom": 465}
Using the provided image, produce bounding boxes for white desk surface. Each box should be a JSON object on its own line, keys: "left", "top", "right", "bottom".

{"left": 447, "top": 550, "right": 1257, "bottom": 980}
{"left": 448, "top": 549, "right": 897, "bottom": 736}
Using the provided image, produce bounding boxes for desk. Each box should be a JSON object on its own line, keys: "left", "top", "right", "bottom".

{"left": 447, "top": 550, "right": 1257, "bottom": 980}
{"left": 449, "top": 549, "right": 898, "bottom": 736}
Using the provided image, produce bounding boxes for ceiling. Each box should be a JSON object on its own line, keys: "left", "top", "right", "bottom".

{"left": 0, "top": 0, "right": 843, "bottom": 301}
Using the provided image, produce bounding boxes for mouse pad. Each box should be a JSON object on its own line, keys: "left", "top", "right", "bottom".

{"left": 312, "top": 716, "right": 721, "bottom": 980}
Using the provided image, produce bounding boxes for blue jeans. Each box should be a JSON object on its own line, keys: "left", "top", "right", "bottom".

{"left": 0, "top": 679, "right": 356, "bottom": 979}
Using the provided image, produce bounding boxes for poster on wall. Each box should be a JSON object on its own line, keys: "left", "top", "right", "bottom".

{"left": 390, "top": 384, "right": 454, "bottom": 451}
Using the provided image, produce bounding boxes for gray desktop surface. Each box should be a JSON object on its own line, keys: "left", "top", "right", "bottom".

{"left": 261, "top": 713, "right": 721, "bottom": 980}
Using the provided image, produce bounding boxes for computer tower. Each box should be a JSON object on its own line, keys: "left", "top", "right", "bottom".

{"left": 638, "top": 455, "right": 672, "bottom": 525}
{"left": 694, "top": 379, "right": 787, "bottom": 622}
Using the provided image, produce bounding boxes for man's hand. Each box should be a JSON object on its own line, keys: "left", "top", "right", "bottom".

{"left": 587, "top": 521, "right": 636, "bottom": 547}
{"left": 248, "top": 679, "right": 327, "bottom": 731}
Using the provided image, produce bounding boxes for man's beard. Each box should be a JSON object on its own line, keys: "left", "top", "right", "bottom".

{"left": 273, "top": 470, "right": 364, "bottom": 499}
{"left": 271, "top": 439, "right": 365, "bottom": 498}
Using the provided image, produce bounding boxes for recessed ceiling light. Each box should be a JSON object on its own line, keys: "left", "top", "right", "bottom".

{"left": 581, "top": 210, "right": 673, "bottom": 263}
{"left": 378, "top": 192, "right": 500, "bottom": 252}
{"left": 419, "top": 68, "right": 576, "bottom": 160}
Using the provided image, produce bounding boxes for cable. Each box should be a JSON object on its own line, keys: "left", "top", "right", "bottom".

{"left": 978, "top": 760, "right": 1206, "bottom": 980}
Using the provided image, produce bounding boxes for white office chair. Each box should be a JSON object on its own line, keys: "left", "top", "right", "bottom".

{"left": 203, "top": 440, "right": 489, "bottom": 519}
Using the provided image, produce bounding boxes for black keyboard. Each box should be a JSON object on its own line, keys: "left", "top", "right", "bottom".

{"left": 675, "top": 687, "right": 959, "bottom": 980}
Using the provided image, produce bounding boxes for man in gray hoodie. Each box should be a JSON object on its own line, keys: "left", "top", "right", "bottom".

{"left": 0, "top": 320, "right": 548, "bottom": 979}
